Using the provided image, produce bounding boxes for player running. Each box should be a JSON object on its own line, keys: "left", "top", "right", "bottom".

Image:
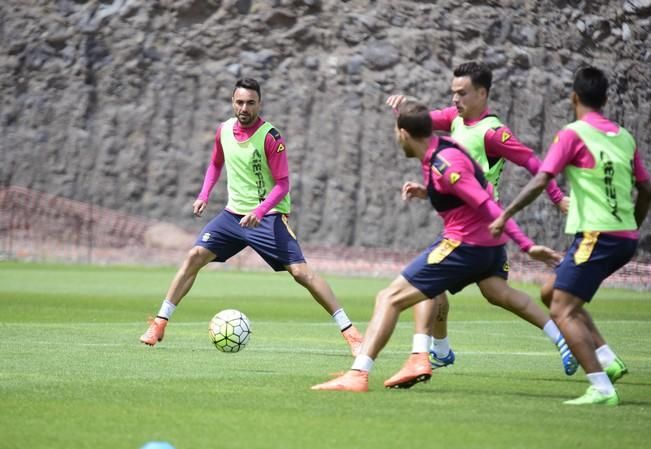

{"left": 490, "top": 66, "right": 651, "bottom": 405}
{"left": 311, "top": 100, "right": 562, "bottom": 392}
{"left": 384, "top": 62, "right": 576, "bottom": 388}
{"left": 139, "top": 78, "right": 363, "bottom": 355}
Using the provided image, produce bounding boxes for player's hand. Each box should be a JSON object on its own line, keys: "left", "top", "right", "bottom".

{"left": 401, "top": 181, "right": 427, "bottom": 201}
{"left": 386, "top": 95, "right": 407, "bottom": 110}
{"left": 239, "top": 212, "right": 261, "bottom": 228}
{"left": 193, "top": 199, "right": 207, "bottom": 217}
{"left": 488, "top": 214, "right": 507, "bottom": 237}
{"left": 527, "top": 245, "right": 562, "bottom": 267}
{"left": 557, "top": 196, "right": 570, "bottom": 214}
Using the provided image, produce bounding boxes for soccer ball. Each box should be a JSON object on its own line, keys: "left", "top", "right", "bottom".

{"left": 208, "top": 309, "right": 251, "bottom": 353}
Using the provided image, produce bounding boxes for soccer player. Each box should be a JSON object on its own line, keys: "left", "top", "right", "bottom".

{"left": 139, "top": 78, "right": 363, "bottom": 355}
{"left": 311, "top": 100, "right": 562, "bottom": 392}
{"left": 383, "top": 62, "right": 575, "bottom": 387}
{"left": 489, "top": 66, "right": 651, "bottom": 405}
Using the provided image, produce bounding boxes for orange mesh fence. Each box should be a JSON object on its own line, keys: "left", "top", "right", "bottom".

{"left": 1, "top": 186, "right": 649, "bottom": 291}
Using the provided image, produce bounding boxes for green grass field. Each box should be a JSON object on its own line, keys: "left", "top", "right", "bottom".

{"left": 1, "top": 261, "right": 650, "bottom": 449}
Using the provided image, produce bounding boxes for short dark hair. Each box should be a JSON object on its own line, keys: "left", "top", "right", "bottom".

{"left": 397, "top": 101, "right": 432, "bottom": 138}
{"left": 453, "top": 61, "right": 492, "bottom": 94}
{"left": 573, "top": 66, "right": 608, "bottom": 109}
{"left": 233, "top": 78, "right": 261, "bottom": 100}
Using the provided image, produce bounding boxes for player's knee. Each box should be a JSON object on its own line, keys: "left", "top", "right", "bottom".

{"left": 375, "top": 287, "right": 404, "bottom": 311}
{"left": 540, "top": 286, "right": 553, "bottom": 309}
{"left": 289, "top": 265, "right": 314, "bottom": 287}
{"left": 184, "top": 247, "right": 211, "bottom": 271}
{"left": 549, "top": 298, "right": 571, "bottom": 324}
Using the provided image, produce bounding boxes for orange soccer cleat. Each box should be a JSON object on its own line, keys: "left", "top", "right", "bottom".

{"left": 311, "top": 370, "right": 369, "bottom": 392}
{"left": 384, "top": 352, "right": 432, "bottom": 389}
{"left": 342, "top": 325, "right": 363, "bottom": 357}
{"left": 139, "top": 317, "right": 168, "bottom": 346}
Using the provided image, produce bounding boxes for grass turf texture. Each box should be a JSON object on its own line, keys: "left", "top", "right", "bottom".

{"left": 1, "top": 261, "right": 650, "bottom": 449}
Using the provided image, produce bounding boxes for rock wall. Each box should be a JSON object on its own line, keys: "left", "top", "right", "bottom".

{"left": 2, "top": 0, "right": 650, "bottom": 254}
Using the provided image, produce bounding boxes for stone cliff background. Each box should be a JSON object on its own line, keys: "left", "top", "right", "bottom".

{"left": 2, "top": 0, "right": 651, "bottom": 255}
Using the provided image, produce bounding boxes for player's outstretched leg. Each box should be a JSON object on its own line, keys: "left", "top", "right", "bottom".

{"left": 312, "top": 276, "right": 426, "bottom": 392}
{"left": 479, "top": 276, "right": 578, "bottom": 375}
{"left": 287, "top": 262, "right": 362, "bottom": 356}
{"left": 341, "top": 325, "right": 363, "bottom": 357}
{"left": 140, "top": 246, "right": 215, "bottom": 346}
{"left": 551, "top": 290, "right": 619, "bottom": 405}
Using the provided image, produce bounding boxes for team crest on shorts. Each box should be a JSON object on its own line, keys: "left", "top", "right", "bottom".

{"left": 202, "top": 232, "right": 211, "bottom": 242}
{"left": 502, "top": 261, "right": 510, "bottom": 272}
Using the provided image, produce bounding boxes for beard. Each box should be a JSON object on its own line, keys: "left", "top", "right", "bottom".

{"left": 237, "top": 113, "right": 256, "bottom": 126}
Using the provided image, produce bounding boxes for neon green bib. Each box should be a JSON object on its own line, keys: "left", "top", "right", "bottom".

{"left": 450, "top": 114, "right": 505, "bottom": 199}
{"left": 221, "top": 118, "right": 291, "bottom": 215}
{"left": 564, "top": 120, "right": 637, "bottom": 233}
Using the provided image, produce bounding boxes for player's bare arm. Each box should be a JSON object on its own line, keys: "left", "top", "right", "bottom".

{"left": 489, "top": 171, "right": 552, "bottom": 237}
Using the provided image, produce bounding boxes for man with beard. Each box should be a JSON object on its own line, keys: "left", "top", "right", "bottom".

{"left": 139, "top": 78, "right": 363, "bottom": 355}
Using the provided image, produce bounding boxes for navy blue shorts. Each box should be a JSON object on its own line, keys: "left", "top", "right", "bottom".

{"left": 402, "top": 237, "right": 509, "bottom": 298}
{"left": 554, "top": 232, "right": 637, "bottom": 302}
{"left": 195, "top": 210, "right": 305, "bottom": 271}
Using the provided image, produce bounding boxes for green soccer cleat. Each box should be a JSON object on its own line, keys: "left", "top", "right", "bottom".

{"left": 605, "top": 357, "right": 628, "bottom": 383}
{"left": 563, "top": 386, "right": 619, "bottom": 406}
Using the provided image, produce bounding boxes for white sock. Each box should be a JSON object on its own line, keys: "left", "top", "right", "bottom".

{"left": 332, "top": 309, "right": 353, "bottom": 331}
{"left": 412, "top": 334, "right": 432, "bottom": 353}
{"left": 595, "top": 345, "right": 617, "bottom": 368}
{"left": 586, "top": 371, "right": 615, "bottom": 395}
{"left": 351, "top": 354, "right": 374, "bottom": 372}
{"left": 431, "top": 337, "right": 450, "bottom": 357}
{"left": 157, "top": 299, "right": 176, "bottom": 320}
{"left": 543, "top": 320, "right": 562, "bottom": 344}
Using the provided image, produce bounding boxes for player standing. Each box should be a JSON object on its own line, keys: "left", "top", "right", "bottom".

{"left": 140, "top": 78, "right": 363, "bottom": 355}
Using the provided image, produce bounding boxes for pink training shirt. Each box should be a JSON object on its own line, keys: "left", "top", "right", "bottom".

{"left": 540, "top": 111, "right": 650, "bottom": 239}
{"left": 430, "top": 106, "right": 565, "bottom": 204}
{"left": 197, "top": 117, "right": 290, "bottom": 219}
{"left": 423, "top": 137, "right": 534, "bottom": 251}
